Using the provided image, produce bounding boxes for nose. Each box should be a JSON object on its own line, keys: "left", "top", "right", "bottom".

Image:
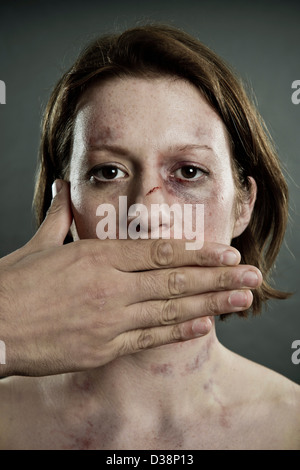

{"left": 127, "top": 179, "right": 180, "bottom": 240}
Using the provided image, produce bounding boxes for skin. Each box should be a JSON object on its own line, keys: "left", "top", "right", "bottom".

{"left": 70, "top": 76, "right": 249, "bottom": 243}
{"left": 0, "top": 77, "right": 299, "bottom": 450}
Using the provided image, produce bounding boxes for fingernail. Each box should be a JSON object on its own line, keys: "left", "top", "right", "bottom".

{"left": 229, "top": 291, "right": 248, "bottom": 307}
{"left": 242, "top": 271, "right": 259, "bottom": 288}
{"left": 52, "top": 179, "right": 63, "bottom": 198}
{"left": 220, "top": 250, "right": 239, "bottom": 266}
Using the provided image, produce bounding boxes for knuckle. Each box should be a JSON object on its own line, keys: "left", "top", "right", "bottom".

{"left": 195, "top": 245, "right": 213, "bottom": 266}
{"left": 82, "top": 242, "right": 104, "bottom": 267}
{"left": 216, "top": 270, "right": 229, "bottom": 290}
{"left": 74, "top": 240, "right": 110, "bottom": 268}
{"left": 138, "top": 302, "right": 157, "bottom": 328}
{"left": 73, "top": 241, "right": 108, "bottom": 273}
{"left": 167, "top": 271, "right": 186, "bottom": 296}
{"left": 150, "top": 240, "right": 174, "bottom": 267}
{"left": 118, "top": 328, "right": 157, "bottom": 356}
{"left": 161, "top": 299, "right": 180, "bottom": 325}
{"left": 195, "top": 244, "right": 219, "bottom": 266}
{"left": 136, "top": 330, "right": 155, "bottom": 350}
{"left": 205, "top": 293, "right": 221, "bottom": 315}
{"left": 169, "top": 324, "right": 182, "bottom": 342}
{"left": 195, "top": 248, "right": 206, "bottom": 266}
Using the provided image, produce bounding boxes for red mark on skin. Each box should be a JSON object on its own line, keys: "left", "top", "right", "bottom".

{"left": 203, "top": 379, "right": 231, "bottom": 428}
{"left": 150, "top": 363, "right": 173, "bottom": 376}
{"left": 63, "top": 420, "right": 95, "bottom": 450}
{"left": 182, "top": 334, "right": 214, "bottom": 376}
{"left": 74, "top": 377, "right": 92, "bottom": 393}
{"left": 146, "top": 186, "right": 161, "bottom": 196}
{"left": 184, "top": 353, "right": 206, "bottom": 373}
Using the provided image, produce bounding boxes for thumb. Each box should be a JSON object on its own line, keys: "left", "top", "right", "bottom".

{"left": 31, "top": 179, "right": 73, "bottom": 250}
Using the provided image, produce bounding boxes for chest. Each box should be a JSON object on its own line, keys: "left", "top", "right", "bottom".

{"left": 2, "top": 400, "right": 288, "bottom": 450}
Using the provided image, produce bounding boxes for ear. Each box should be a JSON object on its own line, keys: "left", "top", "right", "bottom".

{"left": 232, "top": 176, "right": 257, "bottom": 238}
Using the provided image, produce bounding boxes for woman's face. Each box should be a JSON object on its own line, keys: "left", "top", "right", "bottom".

{"left": 69, "top": 76, "right": 251, "bottom": 244}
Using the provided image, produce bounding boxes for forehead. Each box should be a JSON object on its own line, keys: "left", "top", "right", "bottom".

{"left": 73, "top": 76, "right": 231, "bottom": 156}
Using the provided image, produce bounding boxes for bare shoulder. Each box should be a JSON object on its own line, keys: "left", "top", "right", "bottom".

{"left": 262, "top": 367, "right": 300, "bottom": 436}
{"left": 224, "top": 348, "right": 300, "bottom": 449}
{"left": 258, "top": 368, "right": 300, "bottom": 449}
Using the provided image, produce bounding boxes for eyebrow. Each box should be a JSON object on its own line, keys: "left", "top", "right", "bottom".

{"left": 87, "top": 143, "right": 133, "bottom": 156}
{"left": 169, "top": 143, "right": 213, "bottom": 153}
{"left": 87, "top": 143, "right": 214, "bottom": 156}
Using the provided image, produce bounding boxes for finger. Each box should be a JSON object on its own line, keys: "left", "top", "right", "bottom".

{"left": 114, "top": 315, "right": 214, "bottom": 357}
{"left": 29, "top": 179, "right": 73, "bottom": 250}
{"left": 130, "top": 265, "right": 262, "bottom": 302}
{"left": 107, "top": 239, "right": 241, "bottom": 272}
{"left": 125, "top": 289, "right": 254, "bottom": 330}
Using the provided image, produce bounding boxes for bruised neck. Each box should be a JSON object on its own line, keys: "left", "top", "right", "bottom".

{"left": 66, "top": 323, "right": 226, "bottom": 419}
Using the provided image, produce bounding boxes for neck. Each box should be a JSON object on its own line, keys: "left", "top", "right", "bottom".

{"left": 66, "top": 322, "right": 228, "bottom": 422}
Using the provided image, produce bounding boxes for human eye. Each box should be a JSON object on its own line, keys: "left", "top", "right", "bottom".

{"left": 89, "top": 164, "right": 128, "bottom": 183}
{"left": 171, "top": 164, "right": 208, "bottom": 182}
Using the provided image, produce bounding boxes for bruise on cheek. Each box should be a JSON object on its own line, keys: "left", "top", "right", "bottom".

{"left": 164, "top": 179, "right": 208, "bottom": 205}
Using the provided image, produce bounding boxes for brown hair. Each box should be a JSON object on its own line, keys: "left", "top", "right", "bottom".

{"left": 33, "top": 23, "right": 290, "bottom": 317}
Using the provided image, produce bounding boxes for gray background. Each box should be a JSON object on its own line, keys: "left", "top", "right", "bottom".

{"left": 0, "top": 0, "right": 299, "bottom": 383}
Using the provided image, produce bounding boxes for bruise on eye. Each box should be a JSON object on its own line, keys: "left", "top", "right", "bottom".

{"left": 146, "top": 186, "right": 161, "bottom": 196}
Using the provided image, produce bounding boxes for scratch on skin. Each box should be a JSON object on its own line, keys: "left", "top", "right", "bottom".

{"left": 63, "top": 420, "right": 95, "bottom": 450}
{"left": 203, "top": 379, "right": 231, "bottom": 428}
{"left": 184, "top": 353, "right": 207, "bottom": 374}
{"left": 146, "top": 186, "right": 161, "bottom": 196}
{"left": 182, "top": 336, "right": 212, "bottom": 375}
{"left": 72, "top": 376, "right": 93, "bottom": 394}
